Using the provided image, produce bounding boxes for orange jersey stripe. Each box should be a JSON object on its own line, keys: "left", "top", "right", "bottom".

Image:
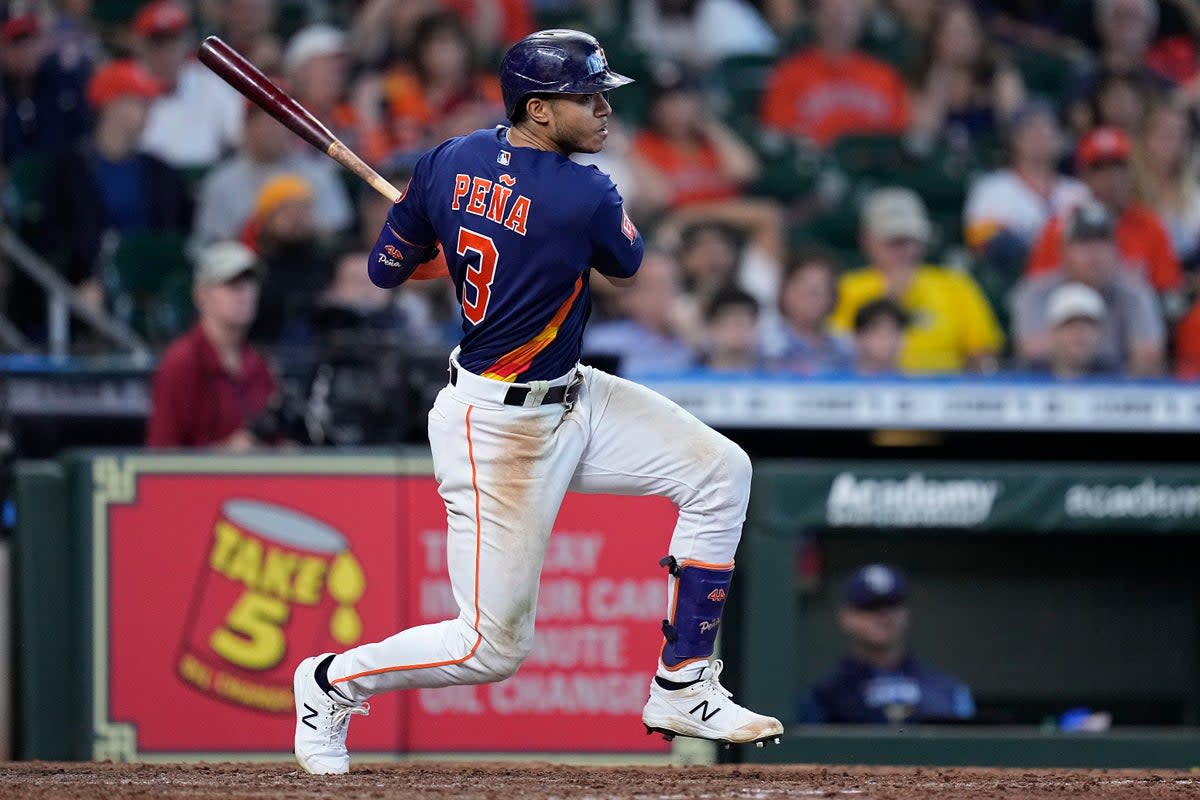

{"left": 481, "top": 276, "right": 584, "bottom": 382}
{"left": 332, "top": 404, "right": 483, "bottom": 684}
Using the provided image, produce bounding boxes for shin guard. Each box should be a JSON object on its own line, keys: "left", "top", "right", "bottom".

{"left": 658, "top": 555, "right": 734, "bottom": 671}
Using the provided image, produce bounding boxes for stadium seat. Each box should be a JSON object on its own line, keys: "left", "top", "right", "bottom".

{"left": 148, "top": 269, "right": 196, "bottom": 343}
{"left": 106, "top": 231, "right": 190, "bottom": 296}
{"left": 710, "top": 53, "right": 778, "bottom": 131}
{"left": 1010, "top": 50, "right": 1077, "bottom": 102}
{"left": 5, "top": 152, "right": 53, "bottom": 228}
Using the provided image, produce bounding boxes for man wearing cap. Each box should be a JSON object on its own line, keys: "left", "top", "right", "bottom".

{"left": 38, "top": 59, "right": 192, "bottom": 307}
{"left": 284, "top": 24, "right": 367, "bottom": 158}
{"left": 146, "top": 241, "right": 279, "bottom": 449}
{"left": 1, "top": 12, "right": 92, "bottom": 165}
{"left": 1027, "top": 126, "right": 1182, "bottom": 296}
{"left": 802, "top": 564, "right": 974, "bottom": 725}
{"left": 964, "top": 101, "right": 1089, "bottom": 257}
{"left": 829, "top": 187, "right": 1004, "bottom": 374}
{"left": 1026, "top": 283, "right": 1116, "bottom": 379}
{"left": 1013, "top": 200, "right": 1165, "bottom": 377}
{"left": 133, "top": 0, "right": 245, "bottom": 170}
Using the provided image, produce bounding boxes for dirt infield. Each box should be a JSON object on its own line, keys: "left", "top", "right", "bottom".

{"left": 2, "top": 761, "right": 1199, "bottom": 799}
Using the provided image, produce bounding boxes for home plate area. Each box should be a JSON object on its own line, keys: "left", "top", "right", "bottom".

{"left": 2, "top": 762, "right": 1197, "bottom": 799}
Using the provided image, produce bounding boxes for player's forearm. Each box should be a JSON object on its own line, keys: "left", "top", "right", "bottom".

{"left": 368, "top": 221, "right": 439, "bottom": 289}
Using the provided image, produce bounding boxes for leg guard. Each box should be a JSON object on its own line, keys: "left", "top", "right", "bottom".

{"left": 658, "top": 555, "right": 734, "bottom": 671}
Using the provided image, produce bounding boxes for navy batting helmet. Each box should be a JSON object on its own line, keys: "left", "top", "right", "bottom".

{"left": 499, "top": 29, "right": 634, "bottom": 121}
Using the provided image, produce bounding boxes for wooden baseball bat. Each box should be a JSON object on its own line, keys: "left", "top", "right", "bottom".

{"left": 197, "top": 35, "right": 401, "bottom": 203}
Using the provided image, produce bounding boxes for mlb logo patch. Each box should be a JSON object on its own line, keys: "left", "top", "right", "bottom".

{"left": 497, "top": 150, "right": 511, "bottom": 166}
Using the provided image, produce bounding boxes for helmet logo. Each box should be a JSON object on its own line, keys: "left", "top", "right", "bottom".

{"left": 585, "top": 48, "right": 608, "bottom": 76}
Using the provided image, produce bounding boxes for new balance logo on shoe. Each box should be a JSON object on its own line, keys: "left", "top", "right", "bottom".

{"left": 689, "top": 700, "right": 721, "bottom": 722}
{"left": 302, "top": 703, "right": 318, "bottom": 731}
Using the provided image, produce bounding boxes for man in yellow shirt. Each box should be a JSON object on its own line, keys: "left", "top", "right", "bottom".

{"left": 830, "top": 188, "right": 1004, "bottom": 373}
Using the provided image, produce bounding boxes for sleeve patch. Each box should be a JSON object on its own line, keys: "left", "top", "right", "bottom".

{"left": 621, "top": 209, "right": 638, "bottom": 244}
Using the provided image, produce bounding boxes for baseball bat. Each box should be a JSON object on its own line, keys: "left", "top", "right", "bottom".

{"left": 197, "top": 35, "right": 401, "bottom": 203}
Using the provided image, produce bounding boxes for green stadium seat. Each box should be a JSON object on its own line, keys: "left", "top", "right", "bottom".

{"left": 710, "top": 53, "right": 778, "bottom": 131}
{"left": 829, "top": 134, "right": 909, "bottom": 181}
{"left": 6, "top": 152, "right": 53, "bottom": 227}
{"left": 148, "top": 269, "right": 196, "bottom": 344}
{"left": 107, "top": 230, "right": 190, "bottom": 296}
{"left": 1011, "top": 50, "right": 1077, "bottom": 101}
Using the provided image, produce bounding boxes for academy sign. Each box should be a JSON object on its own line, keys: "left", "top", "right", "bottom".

{"left": 825, "top": 472, "right": 1002, "bottom": 528}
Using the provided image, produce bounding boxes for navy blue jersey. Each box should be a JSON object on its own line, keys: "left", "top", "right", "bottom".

{"left": 799, "top": 655, "right": 975, "bottom": 725}
{"left": 373, "top": 127, "right": 643, "bottom": 381}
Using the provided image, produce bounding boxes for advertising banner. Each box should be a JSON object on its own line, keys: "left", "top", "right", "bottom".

{"left": 90, "top": 454, "right": 673, "bottom": 759}
{"left": 755, "top": 462, "right": 1200, "bottom": 534}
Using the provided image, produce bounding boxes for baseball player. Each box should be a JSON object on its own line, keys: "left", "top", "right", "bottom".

{"left": 293, "top": 29, "right": 784, "bottom": 774}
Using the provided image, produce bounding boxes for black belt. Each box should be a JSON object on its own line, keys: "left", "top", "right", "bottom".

{"left": 450, "top": 364, "right": 579, "bottom": 406}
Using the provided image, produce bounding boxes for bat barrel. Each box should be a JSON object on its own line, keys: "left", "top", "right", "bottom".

{"left": 197, "top": 35, "right": 336, "bottom": 152}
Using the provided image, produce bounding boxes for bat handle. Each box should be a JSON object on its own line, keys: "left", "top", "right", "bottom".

{"left": 328, "top": 141, "right": 402, "bottom": 203}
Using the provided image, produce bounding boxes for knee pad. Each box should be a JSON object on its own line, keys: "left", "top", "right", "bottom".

{"left": 658, "top": 555, "right": 734, "bottom": 671}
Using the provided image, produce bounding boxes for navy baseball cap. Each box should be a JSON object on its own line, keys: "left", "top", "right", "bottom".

{"left": 843, "top": 564, "right": 907, "bottom": 609}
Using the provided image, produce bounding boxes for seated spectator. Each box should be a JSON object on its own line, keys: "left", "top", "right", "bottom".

{"left": 284, "top": 25, "right": 370, "bottom": 161}
{"left": 830, "top": 188, "right": 1004, "bottom": 373}
{"left": 667, "top": 220, "right": 784, "bottom": 345}
{"left": 584, "top": 253, "right": 694, "bottom": 375}
{"left": 1065, "top": 0, "right": 1175, "bottom": 135}
{"left": 768, "top": 249, "right": 853, "bottom": 374}
{"left": 760, "top": 0, "right": 909, "bottom": 149}
{"left": 211, "top": 0, "right": 280, "bottom": 69}
{"left": 800, "top": 564, "right": 975, "bottom": 725}
{"left": 852, "top": 298, "right": 908, "bottom": 376}
{"left": 146, "top": 241, "right": 281, "bottom": 450}
{"left": 908, "top": 1, "right": 1025, "bottom": 151}
{"left": 1171, "top": 301, "right": 1200, "bottom": 379}
{"left": 192, "top": 100, "right": 353, "bottom": 249}
{"left": 1025, "top": 283, "right": 1118, "bottom": 379}
{"left": 241, "top": 175, "right": 334, "bottom": 345}
{"left": 965, "top": 101, "right": 1089, "bottom": 261}
{"left": 1027, "top": 127, "right": 1183, "bottom": 297}
{"left": 361, "top": 12, "right": 503, "bottom": 159}
{"left": 629, "top": 0, "right": 777, "bottom": 71}
{"left": 39, "top": 60, "right": 192, "bottom": 310}
{"left": 1, "top": 13, "right": 92, "bottom": 165}
{"left": 1013, "top": 201, "right": 1165, "bottom": 377}
{"left": 1135, "top": 101, "right": 1200, "bottom": 270}
{"left": 47, "top": 0, "right": 103, "bottom": 70}
{"left": 631, "top": 68, "right": 760, "bottom": 212}
{"left": 1090, "top": 69, "right": 1157, "bottom": 134}
{"left": 134, "top": 0, "right": 245, "bottom": 171}
{"left": 699, "top": 286, "right": 764, "bottom": 372}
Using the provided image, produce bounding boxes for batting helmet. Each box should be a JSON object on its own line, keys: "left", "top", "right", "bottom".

{"left": 499, "top": 29, "right": 634, "bottom": 121}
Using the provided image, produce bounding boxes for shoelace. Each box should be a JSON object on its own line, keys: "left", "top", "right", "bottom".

{"left": 704, "top": 659, "right": 733, "bottom": 699}
{"left": 329, "top": 702, "right": 370, "bottom": 740}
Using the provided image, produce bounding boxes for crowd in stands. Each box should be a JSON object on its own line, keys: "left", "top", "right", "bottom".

{"left": 4, "top": 0, "right": 1200, "bottom": 381}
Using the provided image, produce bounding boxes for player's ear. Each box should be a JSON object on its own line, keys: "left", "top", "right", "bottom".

{"left": 523, "top": 95, "right": 553, "bottom": 125}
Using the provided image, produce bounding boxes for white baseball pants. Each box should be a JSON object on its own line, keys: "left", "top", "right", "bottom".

{"left": 327, "top": 357, "right": 751, "bottom": 702}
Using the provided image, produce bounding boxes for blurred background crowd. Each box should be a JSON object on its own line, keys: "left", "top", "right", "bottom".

{"left": 4, "top": 0, "right": 1200, "bottom": 394}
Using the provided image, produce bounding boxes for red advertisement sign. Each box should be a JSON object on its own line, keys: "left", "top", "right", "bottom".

{"left": 98, "top": 459, "right": 674, "bottom": 757}
{"left": 106, "top": 472, "right": 408, "bottom": 753}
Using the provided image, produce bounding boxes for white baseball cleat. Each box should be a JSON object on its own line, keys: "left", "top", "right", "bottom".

{"left": 293, "top": 653, "right": 369, "bottom": 775}
{"left": 641, "top": 659, "right": 784, "bottom": 745}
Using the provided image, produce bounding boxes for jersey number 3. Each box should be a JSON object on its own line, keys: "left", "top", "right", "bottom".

{"left": 457, "top": 226, "right": 498, "bottom": 325}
